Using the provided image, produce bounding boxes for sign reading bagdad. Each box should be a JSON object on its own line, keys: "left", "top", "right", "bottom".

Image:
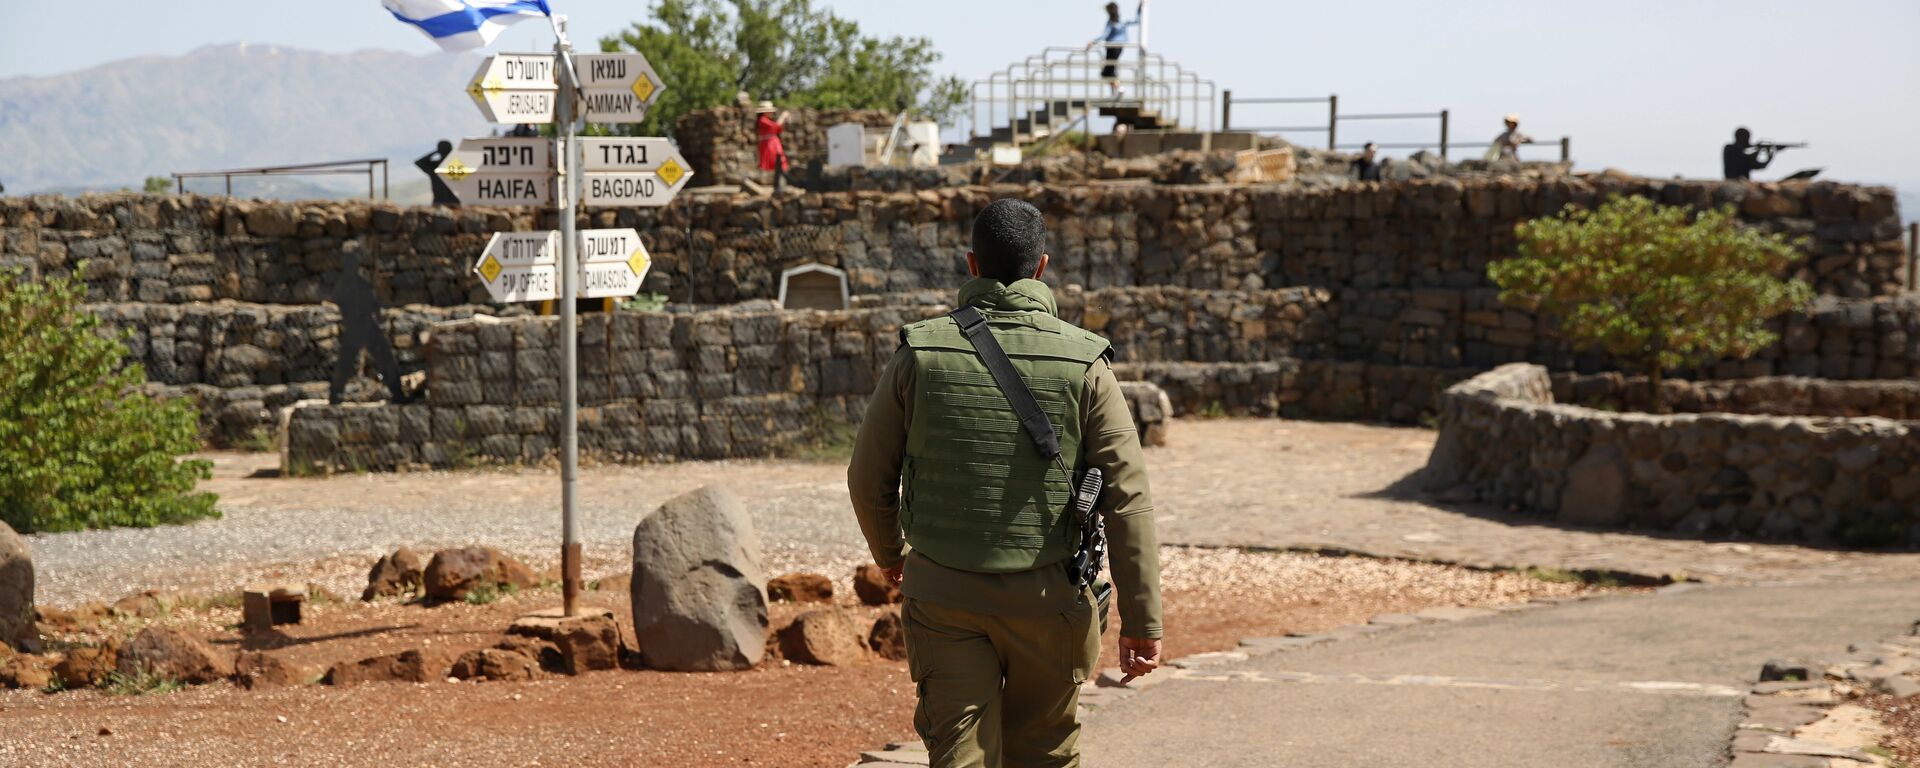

{"left": 579, "top": 137, "right": 693, "bottom": 207}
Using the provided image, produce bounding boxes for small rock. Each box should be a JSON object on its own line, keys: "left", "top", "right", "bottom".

{"left": 53, "top": 640, "right": 120, "bottom": 688}
{"left": 97, "top": 727, "right": 111, "bottom": 736}
{"left": 0, "top": 654, "right": 51, "bottom": 689}
{"left": 853, "top": 564, "right": 901, "bottom": 606}
{"left": 360, "top": 545, "right": 424, "bottom": 599}
{"left": 111, "top": 591, "right": 172, "bottom": 619}
{"left": 868, "top": 611, "right": 907, "bottom": 661}
{"left": 234, "top": 651, "right": 310, "bottom": 689}
{"left": 494, "top": 634, "right": 565, "bottom": 673}
{"left": 1878, "top": 675, "right": 1920, "bottom": 699}
{"left": 117, "top": 627, "right": 233, "bottom": 684}
{"left": 422, "top": 546, "right": 538, "bottom": 602}
{"left": 449, "top": 648, "right": 538, "bottom": 681}
{"left": 591, "top": 572, "right": 631, "bottom": 594}
{"left": 507, "top": 609, "right": 622, "bottom": 674}
{"left": 778, "top": 609, "right": 864, "bottom": 666}
{"left": 767, "top": 573, "right": 834, "bottom": 604}
{"left": 36, "top": 603, "right": 111, "bottom": 633}
{"left": 326, "top": 649, "right": 431, "bottom": 686}
{"left": 0, "top": 522, "right": 32, "bottom": 649}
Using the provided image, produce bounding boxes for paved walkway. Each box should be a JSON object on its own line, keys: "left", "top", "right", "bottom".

{"left": 1083, "top": 577, "right": 1920, "bottom": 767}
{"left": 1146, "top": 420, "right": 1920, "bottom": 584}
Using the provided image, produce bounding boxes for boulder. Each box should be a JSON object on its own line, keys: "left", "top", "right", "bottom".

{"left": 0, "top": 654, "right": 50, "bottom": 690}
{"left": 1559, "top": 444, "right": 1628, "bottom": 528}
{"left": 868, "top": 610, "right": 908, "bottom": 661}
{"left": 234, "top": 651, "right": 311, "bottom": 689}
{"left": 449, "top": 648, "right": 539, "bottom": 681}
{"left": 53, "top": 640, "right": 120, "bottom": 688}
{"left": 361, "top": 547, "right": 426, "bottom": 601}
{"left": 117, "top": 627, "right": 234, "bottom": 684}
{"left": 630, "top": 486, "right": 768, "bottom": 672}
{"left": 768, "top": 572, "right": 834, "bottom": 604}
{"left": 507, "top": 609, "right": 622, "bottom": 675}
{"left": 778, "top": 609, "right": 865, "bottom": 666}
{"left": 853, "top": 564, "right": 902, "bottom": 606}
{"left": 0, "top": 522, "right": 32, "bottom": 649}
{"left": 326, "top": 649, "right": 430, "bottom": 686}
{"left": 422, "top": 546, "right": 538, "bottom": 602}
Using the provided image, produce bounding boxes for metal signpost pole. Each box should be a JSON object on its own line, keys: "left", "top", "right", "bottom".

{"left": 552, "top": 19, "right": 583, "bottom": 619}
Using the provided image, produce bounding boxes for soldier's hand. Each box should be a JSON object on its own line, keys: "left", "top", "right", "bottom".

{"left": 882, "top": 565, "right": 904, "bottom": 585}
{"left": 1118, "top": 636, "right": 1161, "bottom": 678}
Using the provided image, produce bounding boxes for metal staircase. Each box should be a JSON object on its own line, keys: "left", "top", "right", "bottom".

{"left": 969, "top": 45, "right": 1217, "bottom": 149}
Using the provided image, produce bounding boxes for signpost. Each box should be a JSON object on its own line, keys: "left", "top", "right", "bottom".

{"left": 576, "top": 228, "right": 652, "bottom": 299}
{"left": 456, "top": 20, "right": 682, "bottom": 618}
{"left": 473, "top": 231, "right": 562, "bottom": 303}
{"left": 466, "top": 53, "right": 559, "bottom": 123}
{"left": 574, "top": 53, "right": 665, "bottom": 123}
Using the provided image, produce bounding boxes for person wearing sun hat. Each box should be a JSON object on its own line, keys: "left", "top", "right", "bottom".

{"left": 755, "top": 100, "right": 792, "bottom": 192}
{"left": 1492, "top": 112, "right": 1535, "bottom": 161}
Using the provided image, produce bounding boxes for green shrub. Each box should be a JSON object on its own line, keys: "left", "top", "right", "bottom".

{"left": 0, "top": 268, "right": 218, "bottom": 532}
{"left": 1491, "top": 197, "right": 1813, "bottom": 412}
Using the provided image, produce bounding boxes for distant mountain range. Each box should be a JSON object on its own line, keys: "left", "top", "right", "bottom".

{"left": 0, "top": 43, "right": 490, "bottom": 201}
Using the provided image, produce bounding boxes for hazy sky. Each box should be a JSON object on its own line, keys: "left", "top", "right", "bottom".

{"left": 2, "top": 0, "right": 1916, "bottom": 191}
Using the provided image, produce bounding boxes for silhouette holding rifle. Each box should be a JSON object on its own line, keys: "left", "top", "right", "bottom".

{"left": 1723, "top": 127, "right": 1810, "bottom": 181}
{"left": 416, "top": 140, "right": 459, "bottom": 207}
{"left": 328, "top": 245, "right": 411, "bottom": 405}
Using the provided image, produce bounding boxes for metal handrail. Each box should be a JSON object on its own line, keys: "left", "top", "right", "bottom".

{"left": 971, "top": 44, "right": 1216, "bottom": 146}
{"left": 1221, "top": 92, "right": 1572, "bottom": 162}
{"left": 172, "top": 158, "right": 390, "bottom": 200}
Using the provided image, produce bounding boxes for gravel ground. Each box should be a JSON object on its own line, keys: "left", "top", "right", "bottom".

{"left": 28, "top": 453, "right": 871, "bottom": 607}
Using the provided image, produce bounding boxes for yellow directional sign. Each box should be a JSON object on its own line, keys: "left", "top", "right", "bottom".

{"left": 574, "top": 53, "right": 666, "bottom": 124}
{"left": 467, "top": 53, "right": 558, "bottom": 124}
{"left": 577, "top": 228, "right": 652, "bottom": 299}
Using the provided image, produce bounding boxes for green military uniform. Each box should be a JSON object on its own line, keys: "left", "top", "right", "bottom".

{"left": 849, "top": 277, "right": 1163, "bottom": 768}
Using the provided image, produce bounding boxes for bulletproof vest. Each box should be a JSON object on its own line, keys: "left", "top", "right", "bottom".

{"left": 899, "top": 304, "right": 1111, "bottom": 573}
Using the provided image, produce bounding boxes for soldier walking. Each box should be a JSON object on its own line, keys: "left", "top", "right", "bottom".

{"left": 848, "top": 198, "right": 1165, "bottom": 767}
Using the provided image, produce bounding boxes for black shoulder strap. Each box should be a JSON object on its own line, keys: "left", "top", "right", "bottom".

{"left": 948, "top": 305, "right": 1061, "bottom": 460}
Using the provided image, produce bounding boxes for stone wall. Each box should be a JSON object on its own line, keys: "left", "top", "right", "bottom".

{"left": 280, "top": 287, "right": 1300, "bottom": 472}
{"left": 1423, "top": 364, "right": 1920, "bottom": 546}
{"left": 1553, "top": 372, "right": 1920, "bottom": 420}
{"left": 5, "top": 179, "right": 1901, "bottom": 311}
{"left": 675, "top": 105, "right": 896, "bottom": 187}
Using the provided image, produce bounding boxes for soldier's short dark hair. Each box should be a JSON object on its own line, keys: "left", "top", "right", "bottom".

{"left": 970, "top": 199, "right": 1046, "bottom": 282}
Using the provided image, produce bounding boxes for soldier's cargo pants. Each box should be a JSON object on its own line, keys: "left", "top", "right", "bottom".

{"left": 903, "top": 591, "right": 1102, "bottom": 768}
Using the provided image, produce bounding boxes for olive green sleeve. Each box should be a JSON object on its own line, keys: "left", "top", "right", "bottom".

{"left": 1081, "top": 358, "right": 1164, "bottom": 640}
{"left": 847, "top": 345, "right": 916, "bottom": 570}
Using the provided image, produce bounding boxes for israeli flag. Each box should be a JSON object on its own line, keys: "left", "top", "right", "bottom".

{"left": 382, "top": 0, "right": 553, "bottom": 52}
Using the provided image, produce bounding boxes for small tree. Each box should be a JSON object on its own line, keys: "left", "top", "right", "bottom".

{"left": 0, "top": 268, "right": 218, "bottom": 532}
{"left": 142, "top": 176, "right": 172, "bottom": 194}
{"left": 1490, "top": 196, "right": 1814, "bottom": 411}
{"left": 598, "top": 0, "right": 966, "bottom": 137}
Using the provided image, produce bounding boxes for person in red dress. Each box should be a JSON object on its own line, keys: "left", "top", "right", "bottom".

{"left": 756, "top": 101, "right": 792, "bottom": 192}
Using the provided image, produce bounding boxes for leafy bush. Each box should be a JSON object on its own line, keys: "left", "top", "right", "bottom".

{"left": 0, "top": 268, "right": 217, "bottom": 532}
{"left": 1491, "top": 196, "right": 1813, "bottom": 410}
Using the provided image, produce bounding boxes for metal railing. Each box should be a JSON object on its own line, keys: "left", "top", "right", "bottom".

{"left": 1222, "top": 91, "right": 1571, "bottom": 162}
{"left": 172, "top": 158, "right": 390, "bottom": 199}
{"left": 970, "top": 44, "right": 1216, "bottom": 146}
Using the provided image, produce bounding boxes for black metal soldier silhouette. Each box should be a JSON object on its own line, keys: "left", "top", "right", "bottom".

{"left": 328, "top": 246, "right": 409, "bottom": 405}
{"left": 416, "top": 140, "right": 460, "bottom": 206}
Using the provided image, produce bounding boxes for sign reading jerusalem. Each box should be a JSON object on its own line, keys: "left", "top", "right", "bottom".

{"left": 467, "top": 53, "right": 559, "bottom": 124}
